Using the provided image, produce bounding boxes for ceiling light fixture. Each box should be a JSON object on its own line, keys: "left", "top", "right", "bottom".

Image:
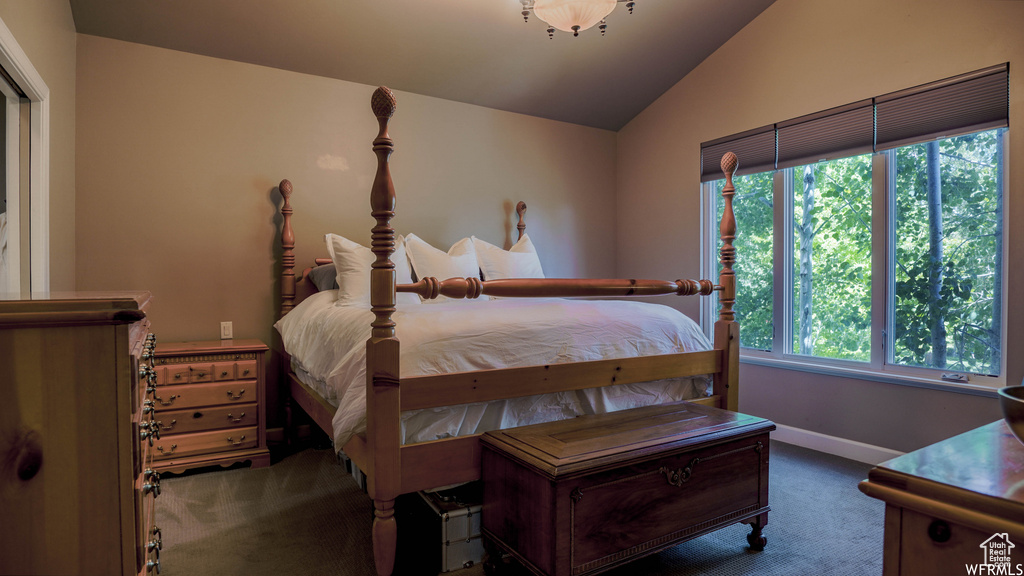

{"left": 520, "top": 0, "right": 636, "bottom": 38}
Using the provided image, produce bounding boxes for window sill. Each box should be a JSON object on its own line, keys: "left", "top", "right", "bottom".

{"left": 739, "top": 353, "right": 1001, "bottom": 399}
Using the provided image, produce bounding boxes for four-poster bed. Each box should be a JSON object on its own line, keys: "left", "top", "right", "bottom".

{"left": 274, "top": 86, "right": 742, "bottom": 576}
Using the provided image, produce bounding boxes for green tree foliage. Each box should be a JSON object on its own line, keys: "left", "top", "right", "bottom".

{"left": 791, "top": 155, "right": 872, "bottom": 361}
{"left": 893, "top": 129, "right": 1003, "bottom": 374}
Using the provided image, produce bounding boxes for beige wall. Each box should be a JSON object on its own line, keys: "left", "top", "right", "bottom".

{"left": 0, "top": 1, "right": 77, "bottom": 290}
{"left": 75, "top": 35, "right": 617, "bottom": 421}
{"left": 617, "top": 0, "right": 1022, "bottom": 451}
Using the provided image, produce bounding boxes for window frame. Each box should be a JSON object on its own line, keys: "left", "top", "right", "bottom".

{"left": 701, "top": 130, "right": 1009, "bottom": 393}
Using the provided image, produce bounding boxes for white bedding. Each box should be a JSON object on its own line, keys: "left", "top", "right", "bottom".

{"left": 275, "top": 290, "right": 712, "bottom": 448}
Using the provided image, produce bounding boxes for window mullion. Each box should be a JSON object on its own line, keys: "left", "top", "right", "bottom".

{"left": 870, "top": 152, "right": 889, "bottom": 370}
{"left": 774, "top": 169, "right": 790, "bottom": 356}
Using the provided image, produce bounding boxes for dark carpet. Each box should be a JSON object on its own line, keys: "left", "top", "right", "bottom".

{"left": 156, "top": 441, "right": 883, "bottom": 575}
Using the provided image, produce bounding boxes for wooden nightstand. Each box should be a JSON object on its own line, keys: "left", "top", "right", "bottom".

{"left": 149, "top": 339, "right": 270, "bottom": 473}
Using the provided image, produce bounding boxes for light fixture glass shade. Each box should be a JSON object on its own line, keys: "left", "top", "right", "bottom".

{"left": 533, "top": 0, "right": 617, "bottom": 34}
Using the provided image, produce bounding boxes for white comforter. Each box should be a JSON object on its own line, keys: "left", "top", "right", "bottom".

{"left": 275, "top": 291, "right": 712, "bottom": 448}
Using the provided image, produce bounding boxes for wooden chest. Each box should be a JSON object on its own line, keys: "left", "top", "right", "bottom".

{"left": 481, "top": 401, "right": 774, "bottom": 576}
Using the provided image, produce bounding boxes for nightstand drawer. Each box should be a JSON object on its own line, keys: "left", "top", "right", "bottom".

{"left": 153, "top": 426, "right": 259, "bottom": 461}
{"left": 151, "top": 381, "right": 255, "bottom": 411}
{"left": 236, "top": 360, "right": 257, "bottom": 380}
{"left": 157, "top": 359, "right": 258, "bottom": 385}
{"left": 155, "top": 403, "right": 258, "bottom": 435}
{"left": 213, "top": 361, "right": 236, "bottom": 381}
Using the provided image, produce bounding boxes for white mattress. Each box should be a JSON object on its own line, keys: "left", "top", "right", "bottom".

{"left": 275, "top": 290, "right": 712, "bottom": 448}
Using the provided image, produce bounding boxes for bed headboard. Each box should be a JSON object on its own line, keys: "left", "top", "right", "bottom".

{"left": 276, "top": 185, "right": 531, "bottom": 319}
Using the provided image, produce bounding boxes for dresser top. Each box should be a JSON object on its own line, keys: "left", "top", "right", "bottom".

{"left": 0, "top": 291, "right": 152, "bottom": 327}
{"left": 156, "top": 339, "right": 268, "bottom": 356}
{"left": 867, "top": 420, "right": 1024, "bottom": 518}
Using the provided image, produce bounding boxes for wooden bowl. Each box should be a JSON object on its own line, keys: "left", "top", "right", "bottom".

{"left": 998, "top": 386, "right": 1024, "bottom": 444}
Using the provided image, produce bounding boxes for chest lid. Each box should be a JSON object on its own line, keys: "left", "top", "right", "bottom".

{"left": 482, "top": 401, "right": 774, "bottom": 478}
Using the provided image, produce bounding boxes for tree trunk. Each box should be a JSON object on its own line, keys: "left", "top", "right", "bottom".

{"left": 926, "top": 141, "right": 946, "bottom": 368}
{"left": 799, "top": 165, "right": 815, "bottom": 355}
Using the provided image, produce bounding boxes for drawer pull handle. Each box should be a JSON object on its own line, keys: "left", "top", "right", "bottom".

{"left": 227, "top": 412, "right": 245, "bottom": 424}
{"left": 661, "top": 458, "right": 700, "bottom": 487}
{"left": 155, "top": 394, "right": 179, "bottom": 406}
{"left": 226, "top": 389, "right": 246, "bottom": 400}
{"left": 146, "top": 556, "right": 161, "bottom": 574}
{"left": 242, "top": 368, "right": 251, "bottom": 376}
{"left": 161, "top": 419, "right": 177, "bottom": 431}
{"left": 157, "top": 444, "right": 177, "bottom": 456}
{"left": 227, "top": 435, "right": 246, "bottom": 446}
{"left": 143, "top": 478, "right": 161, "bottom": 498}
{"left": 173, "top": 373, "right": 183, "bottom": 380}
{"left": 142, "top": 400, "right": 155, "bottom": 415}
{"left": 140, "top": 422, "right": 160, "bottom": 445}
{"left": 195, "top": 371, "right": 207, "bottom": 378}
{"left": 220, "top": 371, "right": 230, "bottom": 378}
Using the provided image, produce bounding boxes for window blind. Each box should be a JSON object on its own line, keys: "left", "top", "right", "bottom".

{"left": 875, "top": 64, "right": 1009, "bottom": 151}
{"left": 776, "top": 100, "right": 874, "bottom": 169}
{"left": 699, "top": 63, "right": 1008, "bottom": 177}
{"left": 700, "top": 125, "right": 775, "bottom": 182}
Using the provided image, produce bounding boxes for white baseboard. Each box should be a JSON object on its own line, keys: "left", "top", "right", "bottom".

{"left": 772, "top": 424, "right": 904, "bottom": 465}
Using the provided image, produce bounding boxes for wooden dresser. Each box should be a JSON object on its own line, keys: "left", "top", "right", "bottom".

{"left": 150, "top": 339, "right": 270, "bottom": 473}
{"left": 859, "top": 420, "right": 1024, "bottom": 575}
{"left": 0, "top": 292, "right": 162, "bottom": 576}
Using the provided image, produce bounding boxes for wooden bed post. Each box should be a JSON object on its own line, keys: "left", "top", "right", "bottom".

{"left": 279, "top": 179, "right": 296, "bottom": 318}
{"left": 714, "top": 152, "right": 740, "bottom": 412}
{"left": 516, "top": 201, "right": 527, "bottom": 241}
{"left": 367, "top": 86, "right": 401, "bottom": 576}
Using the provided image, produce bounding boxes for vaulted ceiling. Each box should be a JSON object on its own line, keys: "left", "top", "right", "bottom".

{"left": 69, "top": 0, "right": 774, "bottom": 131}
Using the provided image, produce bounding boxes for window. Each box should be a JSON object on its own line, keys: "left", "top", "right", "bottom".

{"left": 890, "top": 131, "right": 1004, "bottom": 375}
{"left": 701, "top": 65, "right": 1008, "bottom": 387}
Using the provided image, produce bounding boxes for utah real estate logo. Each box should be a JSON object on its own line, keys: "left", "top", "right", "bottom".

{"left": 966, "top": 533, "right": 1022, "bottom": 575}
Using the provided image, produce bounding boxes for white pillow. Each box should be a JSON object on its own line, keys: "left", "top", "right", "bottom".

{"left": 324, "top": 233, "right": 419, "bottom": 307}
{"left": 472, "top": 233, "right": 545, "bottom": 280}
{"left": 404, "top": 233, "right": 489, "bottom": 303}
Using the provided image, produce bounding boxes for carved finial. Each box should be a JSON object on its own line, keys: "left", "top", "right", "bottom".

{"left": 721, "top": 151, "right": 738, "bottom": 178}
{"left": 516, "top": 201, "right": 527, "bottom": 241}
{"left": 371, "top": 86, "right": 397, "bottom": 119}
{"left": 280, "top": 178, "right": 292, "bottom": 199}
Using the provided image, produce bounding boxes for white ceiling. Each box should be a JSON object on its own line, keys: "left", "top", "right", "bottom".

{"left": 68, "top": 0, "right": 775, "bottom": 131}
